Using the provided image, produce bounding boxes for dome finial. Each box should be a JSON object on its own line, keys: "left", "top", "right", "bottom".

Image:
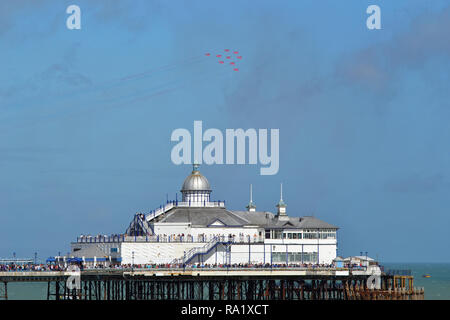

{"left": 192, "top": 163, "right": 200, "bottom": 173}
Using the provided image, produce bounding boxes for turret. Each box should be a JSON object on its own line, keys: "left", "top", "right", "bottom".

{"left": 276, "top": 183, "right": 289, "bottom": 220}
{"left": 181, "top": 164, "right": 211, "bottom": 205}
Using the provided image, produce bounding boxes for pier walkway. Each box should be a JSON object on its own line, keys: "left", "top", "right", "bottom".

{"left": 0, "top": 267, "right": 368, "bottom": 281}
{"left": 0, "top": 267, "right": 424, "bottom": 300}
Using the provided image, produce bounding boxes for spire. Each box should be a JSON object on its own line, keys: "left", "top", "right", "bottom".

{"left": 276, "top": 183, "right": 287, "bottom": 218}
{"left": 280, "top": 183, "right": 283, "bottom": 201}
{"left": 246, "top": 184, "right": 256, "bottom": 212}
{"left": 192, "top": 163, "right": 200, "bottom": 173}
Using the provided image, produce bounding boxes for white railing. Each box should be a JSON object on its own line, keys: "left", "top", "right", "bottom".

{"left": 145, "top": 202, "right": 176, "bottom": 222}
{"left": 175, "top": 201, "right": 225, "bottom": 208}
{"left": 77, "top": 235, "right": 125, "bottom": 243}
{"left": 78, "top": 234, "right": 264, "bottom": 244}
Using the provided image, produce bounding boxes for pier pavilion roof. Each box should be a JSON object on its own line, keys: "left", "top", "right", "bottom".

{"left": 158, "top": 207, "right": 249, "bottom": 227}
{"left": 156, "top": 207, "right": 338, "bottom": 229}
{"left": 232, "top": 212, "right": 338, "bottom": 229}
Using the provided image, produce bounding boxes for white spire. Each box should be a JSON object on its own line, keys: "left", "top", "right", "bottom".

{"left": 280, "top": 183, "right": 283, "bottom": 202}
{"left": 246, "top": 184, "right": 256, "bottom": 212}
{"left": 276, "top": 182, "right": 287, "bottom": 218}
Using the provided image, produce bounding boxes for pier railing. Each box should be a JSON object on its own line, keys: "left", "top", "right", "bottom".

{"left": 77, "top": 234, "right": 264, "bottom": 244}
{"left": 385, "top": 269, "right": 412, "bottom": 276}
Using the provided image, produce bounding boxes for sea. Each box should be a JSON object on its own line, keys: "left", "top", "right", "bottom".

{"left": 4, "top": 263, "right": 450, "bottom": 300}
{"left": 383, "top": 263, "right": 450, "bottom": 300}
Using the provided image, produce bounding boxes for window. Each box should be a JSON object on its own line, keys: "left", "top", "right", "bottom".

{"left": 271, "top": 252, "right": 318, "bottom": 263}
{"left": 317, "top": 229, "right": 337, "bottom": 239}
{"left": 272, "top": 252, "right": 286, "bottom": 263}
{"left": 265, "top": 230, "right": 271, "bottom": 239}
{"left": 273, "top": 230, "right": 283, "bottom": 239}
{"left": 303, "top": 232, "right": 317, "bottom": 239}
{"left": 302, "top": 252, "right": 318, "bottom": 263}
{"left": 110, "top": 248, "right": 118, "bottom": 253}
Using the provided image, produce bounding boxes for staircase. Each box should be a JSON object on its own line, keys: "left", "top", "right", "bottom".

{"left": 171, "top": 237, "right": 229, "bottom": 265}
{"left": 145, "top": 202, "right": 175, "bottom": 222}
{"left": 126, "top": 214, "right": 153, "bottom": 236}
{"left": 225, "top": 243, "right": 231, "bottom": 265}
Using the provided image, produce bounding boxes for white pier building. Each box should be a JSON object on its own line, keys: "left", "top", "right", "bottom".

{"left": 70, "top": 165, "right": 338, "bottom": 266}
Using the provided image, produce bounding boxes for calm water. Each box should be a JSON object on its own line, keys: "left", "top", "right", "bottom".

{"left": 4, "top": 263, "right": 450, "bottom": 300}
{"left": 383, "top": 263, "right": 450, "bottom": 300}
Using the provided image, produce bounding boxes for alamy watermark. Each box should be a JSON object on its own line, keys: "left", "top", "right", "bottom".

{"left": 66, "top": 5, "right": 81, "bottom": 30}
{"left": 66, "top": 264, "right": 81, "bottom": 291}
{"left": 171, "top": 121, "right": 279, "bottom": 175}
{"left": 366, "top": 5, "right": 381, "bottom": 30}
{"left": 65, "top": 4, "right": 380, "bottom": 31}
{"left": 367, "top": 272, "right": 381, "bottom": 290}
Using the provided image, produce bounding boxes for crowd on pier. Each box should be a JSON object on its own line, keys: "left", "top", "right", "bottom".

{"left": 0, "top": 263, "right": 65, "bottom": 272}
{"left": 0, "top": 262, "right": 349, "bottom": 272}
{"left": 0, "top": 259, "right": 373, "bottom": 272}
{"left": 112, "top": 262, "right": 337, "bottom": 270}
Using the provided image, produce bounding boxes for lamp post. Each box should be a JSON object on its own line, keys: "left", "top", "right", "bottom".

{"left": 365, "top": 251, "right": 368, "bottom": 270}
{"left": 131, "top": 251, "right": 135, "bottom": 272}
{"left": 34, "top": 252, "right": 37, "bottom": 265}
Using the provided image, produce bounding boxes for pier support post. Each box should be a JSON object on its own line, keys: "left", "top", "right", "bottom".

{"left": 0, "top": 282, "right": 7, "bottom": 300}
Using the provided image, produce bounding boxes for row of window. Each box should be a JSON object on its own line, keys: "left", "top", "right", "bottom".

{"left": 272, "top": 252, "right": 318, "bottom": 263}
{"left": 265, "top": 230, "right": 336, "bottom": 240}
{"left": 303, "top": 232, "right": 336, "bottom": 239}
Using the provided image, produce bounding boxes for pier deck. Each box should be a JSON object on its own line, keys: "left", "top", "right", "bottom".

{"left": 0, "top": 268, "right": 424, "bottom": 300}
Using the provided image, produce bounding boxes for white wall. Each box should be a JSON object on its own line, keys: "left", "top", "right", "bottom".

{"left": 120, "top": 242, "right": 337, "bottom": 265}
{"left": 153, "top": 223, "right": 190, "bottom": 235}
{"left": 121, "top": 242, "right": 204, "bottom": 264}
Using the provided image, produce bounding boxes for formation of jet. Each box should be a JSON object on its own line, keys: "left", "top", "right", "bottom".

{"left": 205, "top": 49, "right": 242, "bottom": 71}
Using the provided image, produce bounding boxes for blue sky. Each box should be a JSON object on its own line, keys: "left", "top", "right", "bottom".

{"left": 0, "top": 1, "right": 449, "bottom": 262}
